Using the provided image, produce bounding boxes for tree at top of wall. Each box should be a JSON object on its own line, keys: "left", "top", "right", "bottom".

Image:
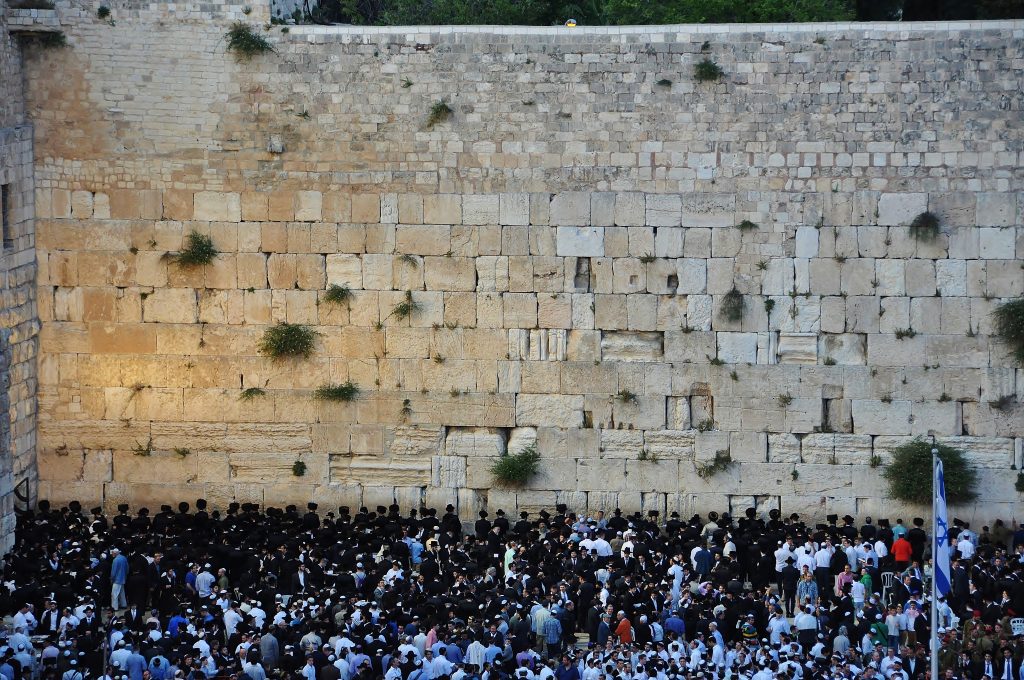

{"left": 311, "top": 0, "right": 1020, "bottom": 26}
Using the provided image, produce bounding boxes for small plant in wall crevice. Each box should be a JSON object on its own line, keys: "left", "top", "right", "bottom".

{"left": 292, "top": 460, "right": 307, "bottom": 477}
{"left": 695, "top": 450, "right": 733, "bottom": 479}
{"left": 323, "top": 283, "right": 352, "bottom": 306}
{"left": 426, "top": 100, "right": 453, "bottom": 128}
{"left": 694, "top": 58, "right": 724, "bottom": 82}
{"left": 314, "top": 381, "right": 359, "bottom": 402}
{"left": 171, "top": 230, "right": 219, "bottom": 267}
{"left": 132, "top": 438, "right": 153, "bottom": 457}
{"left": 225, "top": 21, "right": 274, "bottom": 60}
{"left": 240, "top": 387, "right": 266, "bottom": 401}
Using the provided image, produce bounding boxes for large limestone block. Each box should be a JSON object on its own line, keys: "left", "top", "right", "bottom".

{"left": 193, "top": 191, "right": 241, "bottom": 222}
{"left": 976, "top": 193, "right": 1016, "bottom": 227}
{"left": 800, "top": 433, "right": 836, "bottom": 464}
{"left": 664, "top": 331, "right": 716, "bottom": 363}
{"left": 294, "top": 191, "right": 323, "bottom": 221}
{"left": 556, "top": 226, "right": 604, "bottom": 256}
{"left": 851, "top": 399, "right": 912, "bottom": 435}
{"left": 777, "top": 333, "right": 818, "bottom": 364}
{"left": 832, "top": 434, "right": 874, "bottom": 465}
{"left": 336, "top": 458, "right": 432, "bottom": 486}
{"left": 397, "top": 225, "right": 451, "bottom": 255}
{"left": 516, "top": 394, "right": 583, "bottom": 428}
{"left": 499, "top": 193, "right": 530, "bottom": 226}
{"left": 38, "top": 448, "right": 112, "bottom": 482}
{"left": 644, "top": 430, "right": 696, "bottom": 460}
{"left": 910, "top": 401, "right": 959, "bottom": 436}
{"left": 610, "top": 395, "right": 666, "bottom": 430}
{"left": 112, "top": 449, "right": 199, "bottom": 483}
{"left": 877, "top": 193, "right": 926, "bottom": 226}
{"left": 614, "top": 193, "right": 645, "bottom": 226}
{"left": 423, "top": 195, "right": 461, "bottom": 224}
{"left": 768, "top": 433, "right": 801, "bottom": 463}
{"left": 793, "top": 464, "right": 853, "bottom": 496}
{"left": 600, "top": 331, "right": 663, "bottom": 362}
{"left": 550, "top": 193, "right": 591, "bottom": 225}
{"left": 462, "top": 195, "right": 499, "bottom": 225}
{"left": 867, "top": 335, "right": 989, "bottom": 368}
{"left": 819, "top": 333, "right": 866, "bottom": 365}
{"left": 646, "top": 195, "right": 681, "bottom": 227}
{"left": 142, "top": 288, "right": 197, "bottom": 323}
{"left": 432, "top": 456, "right": 467, "bottom": 487}
{"left": 576, "top": 459, "right": 625, "bottom": 491}
{"left": 681, "top": 193, "right": 735, "bottom": 228}
{"left": 717, "top": 332, "right": 758, "bottom": 364}
{"left": 386, "top": 426, "right": 444, "bottom": 457}
{"left": 625, "top": 459, "right": 679, "bottom": 492}
{"left": 600, "top": 429, "right": 644, "bottom": 458}
{"left": 942, "top": 436, "right": 1014, "bottom": 468}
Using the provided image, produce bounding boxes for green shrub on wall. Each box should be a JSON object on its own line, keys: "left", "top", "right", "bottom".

{"left": 882, "top": 438, "right": 977, "bottom": 505}
{"left": 993, "top": 299, "right": 1024, "bottom": 364}
{"left": 491, "top": 443, "right": 541, "bottom": 486}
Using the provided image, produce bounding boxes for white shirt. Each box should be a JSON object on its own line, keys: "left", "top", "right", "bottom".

{"left": 224, "top": 609, "right": 243, "bottom": 636}
{"left": 957, "top": 539, "right": 975, "bottom": 559}
{"left": 774, "top": 546, "right": 794, "bottom": 572}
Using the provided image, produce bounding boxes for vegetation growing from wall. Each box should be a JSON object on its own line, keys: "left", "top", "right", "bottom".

{"left": 992, "top": 299, "right": 1024, "bottom": 364}
{"left": 491, "top": 443, "right": 541, "bottom": 486}
{"left": 258, "top": 323, "right": 320, "bottom": 359}
{"left": 882, "top": 439, "right": 977, "bottom": 505}
{"left": 171, "top": 231, "right": 218, "bottom": 267}
{"left": 225, "top": 22, "right": 273, "bottom": 60}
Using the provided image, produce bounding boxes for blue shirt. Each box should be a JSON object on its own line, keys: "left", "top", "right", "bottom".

{"left": 111, "top": 555, "right": 129, "bottom": 585}
{"left": 543, "top": 617, "right": 562, "bottom": 644}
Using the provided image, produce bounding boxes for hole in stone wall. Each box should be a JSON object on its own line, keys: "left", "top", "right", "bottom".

{"left": 667, "top": 274, "right": 678, "bottom": 293}
{"left": 582, "top": 411, "right": 593, "bottom": 429}
{"left": 574, "top": 257, "right": 591, "bottom": 292}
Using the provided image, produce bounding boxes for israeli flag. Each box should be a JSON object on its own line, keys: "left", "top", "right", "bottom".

{"left": 934, "top": 458, "right": 952, "bottom": 597}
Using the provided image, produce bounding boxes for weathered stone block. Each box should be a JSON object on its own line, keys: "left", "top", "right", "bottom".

{"left": 877, "top": 193, "right": 926, "bottom": 226}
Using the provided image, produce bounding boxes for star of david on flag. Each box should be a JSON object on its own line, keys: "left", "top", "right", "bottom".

{"left": 934, "top": 458, "right": 951, "bottom": 597}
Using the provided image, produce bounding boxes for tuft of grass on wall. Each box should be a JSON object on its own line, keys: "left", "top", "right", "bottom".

{"left": 239, "top": 387, "right": 266, "bottom": 401}
{"left": 694, "top": 58, "right": 723, "bottom": 82}
{"left": 258, "top": 323, "right": 320, "bottom": 360}
{"left": 323, "top": 283, "right": 352, "bottom": 306}
{"left": 314, "top": 381, "right": 359, "bottom": 402}
{"left": 426, "top": 100, "right": 453, "bottom": 128}
{"left": 172, "top": 231, "right": 218, "bottom": 267}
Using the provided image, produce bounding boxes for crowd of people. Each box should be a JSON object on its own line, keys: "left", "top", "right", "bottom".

{"left": 2, "top": 500, "right": 1024, "bottom": 680}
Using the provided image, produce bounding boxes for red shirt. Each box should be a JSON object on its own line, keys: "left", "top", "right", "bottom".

{"left": 892, "top": 537, "right": 913, "bottom": 562}
{"left": 615, "top": 618, "right": 632, "bottom": 643}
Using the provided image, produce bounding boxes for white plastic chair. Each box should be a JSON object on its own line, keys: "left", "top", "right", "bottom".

{"left": 1011, "top": 618, "right": 1024, "bottom": 636}
{"left": 881, "top": 572, "right": 895, "bottom": 607}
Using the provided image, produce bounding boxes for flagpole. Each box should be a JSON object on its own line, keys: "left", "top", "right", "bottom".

{"left": 930, "top": 443, "right": 939, "bottom": 680}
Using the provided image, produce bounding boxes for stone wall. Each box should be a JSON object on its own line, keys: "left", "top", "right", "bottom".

{"left": 1, "top": 0, "right": 41, "bottom": 551}
{"left": 26, "top": 10, "right": 1024, "bottom": 524}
